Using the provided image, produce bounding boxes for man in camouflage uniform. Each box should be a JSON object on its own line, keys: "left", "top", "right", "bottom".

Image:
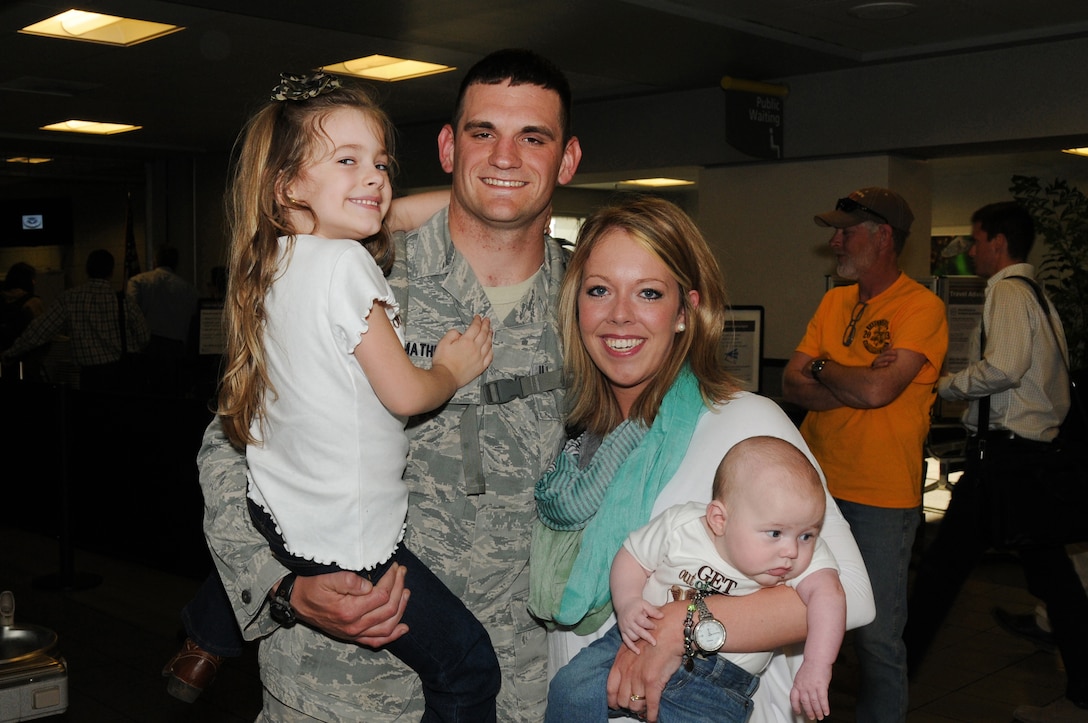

{"left": 198, "top": 49, "right": 582, "bottom": 721}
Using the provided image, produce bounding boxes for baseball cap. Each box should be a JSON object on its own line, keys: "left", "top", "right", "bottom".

{"left": 814, "top": 187, "right": 914, "bottom": 234}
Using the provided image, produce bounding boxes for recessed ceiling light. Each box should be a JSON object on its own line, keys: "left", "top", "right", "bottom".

{"left": 322, "top": 55, "right": 455, "bottom": 82}
{"left": 6, "top": 156, "right": 53, "bottom": 164}
{"left": 1062, "top": 148, "right": 1088, "bottom": 157}
{"left": 848, "top": 2, "right": 919, "bottom": 20}
{"left": 40, "top": 120, "right": 142, "bottom": 135}
{"left": 20, "top": 9, "right": 183, "bottom": 47}
{"left": 620, "top": 178, "right": 696, "bottom": 188}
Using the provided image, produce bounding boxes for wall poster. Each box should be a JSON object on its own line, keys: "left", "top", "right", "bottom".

{"left": 722, "top": 305, "right": 764, "bottom": 393}
{"left": 198, "top": 299, "right": 226, "bottom": 356}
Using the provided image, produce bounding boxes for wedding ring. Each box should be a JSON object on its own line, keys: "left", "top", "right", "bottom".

{"left": 630, "top": 694, "right": 645, "bottom": 702}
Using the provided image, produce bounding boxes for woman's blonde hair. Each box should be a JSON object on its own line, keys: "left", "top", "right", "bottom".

{"left": 218, "top": 82, "right": 397, "bottom": 447}
{"left": 558, "top": 194, "right": 739, "bottom": 437}
{"left": 561, "top": 191, "right": 739, "bottom": 437}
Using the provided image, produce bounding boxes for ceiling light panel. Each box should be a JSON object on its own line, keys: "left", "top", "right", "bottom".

{"left": 322, "top": 55, "right": 455, "bottom": 82}
{"left": 40, "top": 120, "right": 142, "bottom": 135}
{"left": 20, "top": 10, "right": 183, "bottom": 47}
{"left": 620, "top": 178, "right": 696, "bottom": 188}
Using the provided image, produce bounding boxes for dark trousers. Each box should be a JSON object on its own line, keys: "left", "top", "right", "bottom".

{"left": 905, "top": 438, "right": 1088, "bottom": 704}
{"left": 182, "top": 572, "right": 246, "bottom": 657}
{"left": 248, "top": 499, "right": 500, "bottom": 723}
{"left": 144, "top": 335, "right": 192, "bottom": 397}
{"left": 79, "top": 360, "right": 131, "bottom": 394}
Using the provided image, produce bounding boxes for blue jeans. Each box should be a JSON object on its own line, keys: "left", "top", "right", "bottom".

{"left": 546, "top": 625, "right": 758, "bottom": 723}
{"left": 836, "top": 499, "right": 919, "bottom": 723}
{"left": 182, "top": 572, "right": 245, "bottom": 657}
{"left": 249, "top": 498, "right": 501, "bottom": 723}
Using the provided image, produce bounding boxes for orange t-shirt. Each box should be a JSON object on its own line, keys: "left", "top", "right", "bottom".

{"left": 797, "top": 274, "right": 948, "bottom": 508}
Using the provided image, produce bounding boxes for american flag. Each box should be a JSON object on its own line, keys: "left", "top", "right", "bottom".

{"left": 122, "top": 192, "right": 141, "bottom": 282}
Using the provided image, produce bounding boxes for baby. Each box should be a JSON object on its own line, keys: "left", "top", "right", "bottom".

{"left": 547, "top": 435, "right": 846, "bottom": 722}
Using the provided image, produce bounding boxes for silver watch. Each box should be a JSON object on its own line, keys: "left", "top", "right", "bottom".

{"left": 693, "top": 595, "right": 726, "bottom": 653}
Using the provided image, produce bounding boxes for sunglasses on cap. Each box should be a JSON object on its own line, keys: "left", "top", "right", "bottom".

{"left": 836, "top": 197, "right": 889, "bottom": 225}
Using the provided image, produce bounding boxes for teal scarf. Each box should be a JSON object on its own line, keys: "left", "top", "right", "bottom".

{"left": 535, "top": 420, "right": 646, "bottom": 531}
{"left": 530, "top": 366, "right": 705, "bottom": 631}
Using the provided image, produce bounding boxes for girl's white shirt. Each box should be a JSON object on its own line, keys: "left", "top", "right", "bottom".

{"left": 247, "top": 235, "right": 408, "bottom": 570}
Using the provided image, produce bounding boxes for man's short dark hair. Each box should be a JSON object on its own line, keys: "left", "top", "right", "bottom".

{"left": 972, "top": 202, "right": 1036, "bottom": 260}
{"left": 86, "top": 249, "right": 115, "bottom": 279}
{"left": 452, "top": 49, "right": 572, "bottom": 141}
{"left": 3, "top": 262, "right": 36, "bottom": 293}
{"left": 155, "top": 245, "right": 179, "bottom": 269}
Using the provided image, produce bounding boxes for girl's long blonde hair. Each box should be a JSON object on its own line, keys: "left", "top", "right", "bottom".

{"left": 558, "top": 194, "right": 739, "bottom": 437}
{"left": 218, "top": 82, "right": 397, "bottom": 448}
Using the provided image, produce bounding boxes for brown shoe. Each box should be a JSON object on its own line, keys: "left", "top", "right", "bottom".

{"left": 1014, "top": 698, "right": 1088, "bottom": 723}
{"left": 992, "top": 606, "right": 1056, "bottom": 652}
{"left": 162, "top": 638, "right": 223, "bottom": 703}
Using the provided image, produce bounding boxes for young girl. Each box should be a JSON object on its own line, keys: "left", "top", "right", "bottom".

{"left": 219, "top": 71, "right": 499, "bottom": 720}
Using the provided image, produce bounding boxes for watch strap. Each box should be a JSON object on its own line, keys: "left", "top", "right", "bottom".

{"left": 270, "top": 572, "right": 298, "bottom": 627}
{"left": 695, "top": 595, "right": 714, "bottom": 622}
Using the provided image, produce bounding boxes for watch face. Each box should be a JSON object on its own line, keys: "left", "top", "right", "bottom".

{"left": 694, "top": 618, "right": 726, "bottom": 653}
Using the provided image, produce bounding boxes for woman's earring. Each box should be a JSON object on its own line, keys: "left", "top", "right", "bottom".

{"left": 676, "top": 322, "right": 686, "bottom": 333}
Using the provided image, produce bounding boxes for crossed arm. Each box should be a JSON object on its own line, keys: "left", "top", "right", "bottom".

{"left": 781, "top": 346, "right": 926, "bottom": 412}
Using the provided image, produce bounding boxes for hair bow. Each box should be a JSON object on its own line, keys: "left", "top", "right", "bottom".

{"left": 270, "top": 71, "right": 342, "bottom": 101}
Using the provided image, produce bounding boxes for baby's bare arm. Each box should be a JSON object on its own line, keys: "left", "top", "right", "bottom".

{"left": 790, "top": 569, "right": 845, "bottom": 720}
{"left": 611, "top": 547, "right": 663, "bottom": 652}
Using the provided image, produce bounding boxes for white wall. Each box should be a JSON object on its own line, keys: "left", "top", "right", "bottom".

{"left": 699, "top": 155, "right": 932, "bottom": 360}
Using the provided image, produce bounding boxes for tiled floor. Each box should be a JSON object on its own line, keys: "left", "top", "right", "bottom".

{"left": 0, "top": 462, "right": 1076, "bottom": 722}
{"left": 833, "top": 475, "right": 1072, "bottom": 722}
{"left": 0, "top": 526, "right": 261, "bottom": 722}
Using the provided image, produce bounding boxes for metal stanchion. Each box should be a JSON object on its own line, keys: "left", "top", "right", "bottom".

{"left": 33, "top": 380, "right": 101, "bottom": 592}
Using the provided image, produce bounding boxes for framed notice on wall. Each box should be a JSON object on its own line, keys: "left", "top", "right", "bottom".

{"left": 198, "top": 299, "right": 226, "bottom": 356}
{"left": 721, "top": 305, "right": 764, "bottom": 393}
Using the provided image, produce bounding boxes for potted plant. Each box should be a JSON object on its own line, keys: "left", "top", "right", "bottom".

{"left": 1010, "top": 175, "right": 1088, "bottom": 371}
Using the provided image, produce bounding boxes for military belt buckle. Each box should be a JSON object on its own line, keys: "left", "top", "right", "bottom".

{"left": 482, "top": 377, "right": 524, "bottom": 405}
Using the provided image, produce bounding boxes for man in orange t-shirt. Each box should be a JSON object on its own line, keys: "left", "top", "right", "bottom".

{"left": 783, "top": 187, "right": 947, "bottom": 723}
